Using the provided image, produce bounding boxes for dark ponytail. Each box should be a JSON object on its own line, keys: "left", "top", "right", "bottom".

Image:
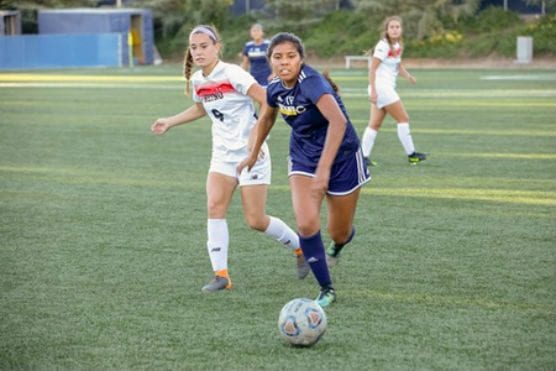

{"left": 183, "top": 49, "right": 194, "bottom": 96}
{"left": 322, "top": 68, "right": 339, "bottom": 93}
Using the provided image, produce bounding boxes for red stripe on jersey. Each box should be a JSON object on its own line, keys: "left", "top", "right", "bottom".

{"left": 195, "top": 81, "right": 236, "bottom": 97}
{"left": 388, "top": 47, "right": 402, "bottom": 57}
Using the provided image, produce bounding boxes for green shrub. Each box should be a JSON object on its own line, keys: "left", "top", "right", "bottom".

{"left": 528, "top": 14, "right": 556, "bottom": 55}
{"left": 303, "top": 10, "right": 384, "bottom": 57}
{"left": 459, "top": 6, "right": 521, "bottom": 34}
{"left": 160, "top": 6, "right": 555, "bottom": 60}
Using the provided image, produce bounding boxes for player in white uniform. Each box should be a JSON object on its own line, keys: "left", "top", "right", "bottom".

{"left": 151, "top": 25, "right": 309, "bottom": 293}
{"left": 361, "top": 16, "right": 427, "bottom": 165}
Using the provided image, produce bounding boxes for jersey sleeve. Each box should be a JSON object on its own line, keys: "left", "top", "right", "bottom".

{"left": 302, "top": 75, "right": 334, "bottom": 105}
{"left": 373, "top": 40, "right": 389, "bottom": 61}
{"left": 242, "top": 43, "right": 249, "bottom": 57}
{"left": 191, "top": 76, "right": 201, "bottom": 103}
{"left": 226, "top": 64, "right": 257, "bottom": 95}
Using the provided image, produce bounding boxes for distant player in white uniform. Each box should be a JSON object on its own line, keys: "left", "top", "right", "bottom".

{"left": 361, "top": 16, "right": 427, "bottom": 165}
{"left": 151, "top": 25, "right": 309, "bottom": 293}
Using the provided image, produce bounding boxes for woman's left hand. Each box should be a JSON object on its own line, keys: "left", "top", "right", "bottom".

{"left": 408, "top": 74, "right": 416, "bottom": 84}
{"left": 237, "top": 154, "right": 258, "bottom": 175}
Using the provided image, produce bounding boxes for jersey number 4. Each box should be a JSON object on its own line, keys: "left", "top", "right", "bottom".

{"left": 211, "top": 109, "right": 224, "bottom": 122}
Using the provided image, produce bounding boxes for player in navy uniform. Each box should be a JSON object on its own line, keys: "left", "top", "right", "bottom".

{"left": 238, "top": 32, "right": 370, "bottom": 307}
{"left": 241, "top": 24, "right": 272, "bottom": 87}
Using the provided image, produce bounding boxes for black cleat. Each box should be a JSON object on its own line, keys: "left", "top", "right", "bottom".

{"left": 408, "top": 152, "right": 427, "bottom": 164}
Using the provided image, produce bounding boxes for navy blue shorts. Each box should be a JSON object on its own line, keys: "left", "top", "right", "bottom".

{"left": 288, "top": 148, "right": 371, "bottom": 196}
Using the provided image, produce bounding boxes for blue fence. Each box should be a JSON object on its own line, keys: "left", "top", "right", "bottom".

{"left": 0, "top": 33, "right": 123, "bottom": 70}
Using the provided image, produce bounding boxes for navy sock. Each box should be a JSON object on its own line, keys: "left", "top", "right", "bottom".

{"left": 332, "top": 227, "right": 356, "bottom": 255}
{"left": 299, "top": 231, "right": 332, "bottom": 289}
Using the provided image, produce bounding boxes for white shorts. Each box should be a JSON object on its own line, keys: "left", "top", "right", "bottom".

{"left": 209, "top": 143, "right": 271, "bottom": 186}
{"left": 368, "top": 83, "right": 400, "bottom": 109}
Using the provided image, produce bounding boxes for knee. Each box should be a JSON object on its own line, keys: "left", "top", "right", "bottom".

{"left": 328, "top": 226, "right": 351, "bottom": 245}
{"left": 399, "top": 114, "right": 410, "bottom": 123}
{"left": 370, "top": 123, "right": 381, "bottom": 131}
{"left": 297, "top": 220, "right": 320, "bottom": 238}
{"left": 207, "top": 200, "right": 226, "bottom": 219}
{"left": 244, "top": 213, "right": 267, "bottom": 232}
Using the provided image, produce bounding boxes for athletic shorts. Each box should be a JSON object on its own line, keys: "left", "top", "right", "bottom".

{"left": 288, "top": 147, "right": 371, "bottom": 196}
{"left": 368, "top": 83, "right": 400, "bottom": 109}
{"left": 209, "top": 142, "right": 271, "bottom": 186}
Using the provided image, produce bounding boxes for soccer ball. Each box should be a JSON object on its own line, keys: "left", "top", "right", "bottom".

{"left": 277, "top": 298, "right": 327, "bottom": 347}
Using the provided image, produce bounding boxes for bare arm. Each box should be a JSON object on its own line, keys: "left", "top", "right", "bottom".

{"left": 237, "top": 103, "right": 278, "bottom": 173}
{"left": 246, "top": 82, "right": 268, "bottom": 144}
{"left": 313, "top": 94, "right": 348, "bottom": 194}
{"left": 368, "top": 57, "right": 381, "bottom": 103}
{"left": 241, "top": 55, "right": 250, "bottom": 71}
{"left": 398, "top": 63, "right": 416, "bottom": 84}
{"left": 151, "top": 103, "right": 207, "bottom": 135}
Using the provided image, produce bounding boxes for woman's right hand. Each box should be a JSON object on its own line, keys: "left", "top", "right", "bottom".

{"left": 151, "top": 118, "right": 171, "bottom": 135}
{"left": 367, "top": 85, "right": 377, "bottom": 104}
{"left": 369, "top": 91, "right": 378, "bottom": 104}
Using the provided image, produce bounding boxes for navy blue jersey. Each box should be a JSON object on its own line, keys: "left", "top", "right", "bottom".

{"left": 243, "top": 40, "right": 272, "bottom": 85}
{"left": 267, "top": 64, "right": 360, "bottom": 168}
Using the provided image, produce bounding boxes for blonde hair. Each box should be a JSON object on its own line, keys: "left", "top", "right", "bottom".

{"left": 365, "top": 16, "right": 403, "bottom": 57}
{"left": 381, "top": 16, "right": 403, "bottom": 49}
{"left": 183, "top": 25, "right": 221, "bottom": 96}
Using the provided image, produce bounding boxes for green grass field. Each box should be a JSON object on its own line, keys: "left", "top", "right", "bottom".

{"left": 1, "top": 66, "right": 555, "bottom": 369}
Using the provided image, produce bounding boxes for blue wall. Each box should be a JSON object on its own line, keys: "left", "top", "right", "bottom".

{"left": 0, "top": 33, "right": 122, "bottom": 70}
{"left": 38, "top": 9, "right": 153, "bottom": 65}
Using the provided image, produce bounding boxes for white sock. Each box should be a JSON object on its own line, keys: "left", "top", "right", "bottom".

{"left": 361, "top": 127, "right": 378, "bottom": 158}
{"left": 207, "top": 219, "right": 229, "bottom": 272}
{"left": 264, "top": 216, "right": 300, "bottom": 251}
{"left": 397, "top": 123, "right": 415, "bottom": 155}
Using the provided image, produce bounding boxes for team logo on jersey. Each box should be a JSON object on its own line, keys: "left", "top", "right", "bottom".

{"left": 196, "top": 81, "right": 236, "bottom": 102}
{"left": 248, "top": 48, "right": 266, "bottom": 58}
{"left": 278, "top": 103, "right": 306, "bottom": 116}
{"left": 277, "top": 95, "right": 306, "bottom": 116}
{"left": 388, "top": 47, "right": 402, "bottom": 58}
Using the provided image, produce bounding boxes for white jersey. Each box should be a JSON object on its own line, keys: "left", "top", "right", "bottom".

{"left": 373, "top": 39, "right": 402, "bottom": 88}
{"left": 192, "top": 61, "right": 258, "bottom": 162}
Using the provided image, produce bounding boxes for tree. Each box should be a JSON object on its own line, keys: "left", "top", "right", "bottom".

{"left": 353, "top": 0, "right": 481, "bottom": 39}
{"left": 265, "top": 0, "right": 341, "bottom": 20}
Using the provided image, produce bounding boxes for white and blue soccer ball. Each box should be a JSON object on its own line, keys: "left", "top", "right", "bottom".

{"left": 277, "top": 298, "right": 327, "bottom": 347}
